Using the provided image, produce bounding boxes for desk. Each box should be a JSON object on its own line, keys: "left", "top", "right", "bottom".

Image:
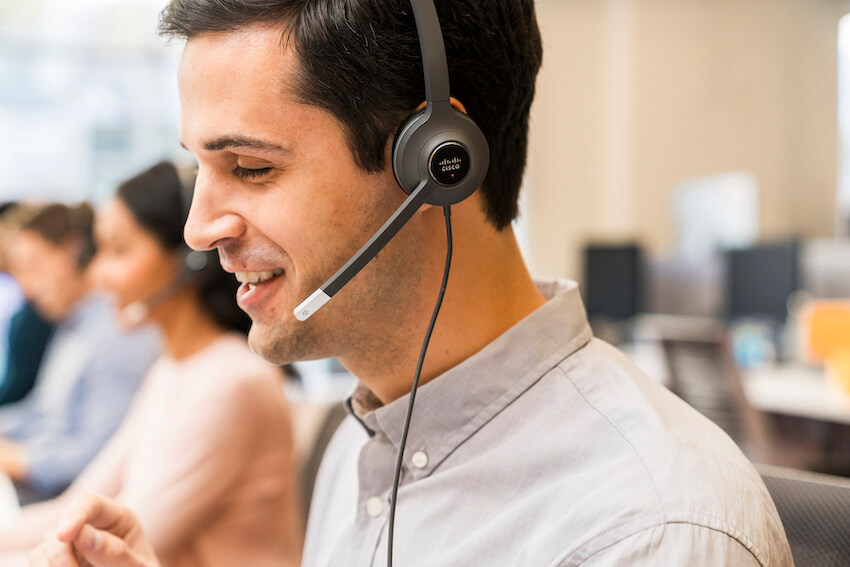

{"left": 743, "top": 366, "right": 850, "bottom": 425}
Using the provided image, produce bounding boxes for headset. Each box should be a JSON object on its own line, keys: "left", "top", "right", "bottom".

{"left": 293, "top": 0, "right": 489, "bottom": 321}
{"left": 291, "top": 2, "right": 489, "bottom": 565}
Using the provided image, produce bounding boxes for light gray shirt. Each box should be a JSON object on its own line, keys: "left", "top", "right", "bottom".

{"left": 302, "top": 280, "right": 793, "bottom": 566}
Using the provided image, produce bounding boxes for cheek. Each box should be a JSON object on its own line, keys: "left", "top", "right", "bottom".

{"left": 101, "top": 254, "right": 171, "bottom": 302}
{"left": 30, "top": 263, "right": 72, "bottom": 304}
{"left": 101, "top": 261, "right": 138, "bottom": 295}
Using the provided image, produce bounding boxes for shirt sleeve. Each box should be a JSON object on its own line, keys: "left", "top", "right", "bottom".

{"left": 571, "top": 522, "right": 764, "bottom": 567}
{"left": 21, "top": 334, "right": 153, "bottom": 495}
{"left": 67, "top": 370, "right": 154, "bottom": 498}
{"left": 0, "top": 394, "right": 39, "bottom": 439}
{"left": 116, "top": 372, "right": 282, "bottom": 559}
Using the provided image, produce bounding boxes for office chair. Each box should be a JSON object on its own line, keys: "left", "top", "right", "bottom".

{"left": 660, "top": 326, "right": 773, "bottom": 462}
{"left": 758, "top": 464, "right": 850, "bottom": 566}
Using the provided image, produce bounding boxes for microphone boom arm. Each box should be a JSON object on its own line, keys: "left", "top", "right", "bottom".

{"left": 294, "top": 178, "right": 435, "bottom": 321}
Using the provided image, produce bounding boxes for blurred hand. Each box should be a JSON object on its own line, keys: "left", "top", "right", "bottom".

{"left": 28, "top": 494, "right": 159, "bottom": 567}
{"left": 0, "top": 436, "right": 27, "bottom": 480}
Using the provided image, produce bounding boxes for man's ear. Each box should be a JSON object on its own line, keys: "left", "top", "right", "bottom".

{"left": 449, "top": 97, "right": 469, "bottom": 114}
{"left": 409, "top": 97, "right": 468, "bottom": 115}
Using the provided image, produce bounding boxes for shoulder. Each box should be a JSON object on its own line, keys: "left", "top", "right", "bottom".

{"left": 484, "top": 339, "right": 790, "bottom": 566}
{"left": 184, "top": 334, "right": 289, "bottom": 414}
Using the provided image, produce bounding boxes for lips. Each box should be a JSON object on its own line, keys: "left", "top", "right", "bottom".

{"left": 234, "top": 269, "right": 284, "bottom": 287}
{"left": 234, "top": 269, "right": 286, "bottom": 314}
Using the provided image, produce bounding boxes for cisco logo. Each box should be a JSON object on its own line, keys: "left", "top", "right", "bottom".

{"left": 430, "top": 143, "right": 470, "bottom": 186}
{"left": 439, "top": 157, "right": 463, "bottom": 172}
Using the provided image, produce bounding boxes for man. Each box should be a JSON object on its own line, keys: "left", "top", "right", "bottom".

{"left": 29, "top": 1, "right": 793, "bottom": 566}
{"left": 0, "top": 203, "right": 54, "bottom": 408}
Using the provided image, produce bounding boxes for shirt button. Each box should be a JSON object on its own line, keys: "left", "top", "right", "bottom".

{"left": 366, "top": 496, "right": 383, "bottom": 517}
{"left": 411, "top": 450, "right": 429, "bottom": 469}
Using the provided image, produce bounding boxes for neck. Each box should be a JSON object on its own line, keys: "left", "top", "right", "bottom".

{"left": 60, "top": 279, "right": 94, "bottom": 320}
{"left": 156, "top": 288, "right": 226, "bottom": 360}
{"left": 339, "top": 200, "right": 546, "bottom": 404}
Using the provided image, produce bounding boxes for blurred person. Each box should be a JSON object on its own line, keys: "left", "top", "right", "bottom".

{"left": 0, "top": 203, "right": 25, "bottom": 345}
{"left": 0, "top": 204, "right": 54, "bottom": 407}
{"left": 0, "top": 203, "right": 159, "bottom": 502}
{"left": 0, "top": 162, "right": 302, "bottom": 567}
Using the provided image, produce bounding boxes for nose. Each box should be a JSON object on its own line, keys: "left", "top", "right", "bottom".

{"left": 184, "top": 170, "right": 246, "bottom": 251}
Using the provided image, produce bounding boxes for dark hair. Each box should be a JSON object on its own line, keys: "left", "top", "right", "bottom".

{"left": 159, "top": 0, "right": 542, "bottom": 230}
{"left": 0, "top": 202, "right": 17, "bottom": 218}
{"left": 117, "top": 161, "right": 251, "bottom": 335}
{"left": 21, "top": 203, "right": 97, "bottom": 268}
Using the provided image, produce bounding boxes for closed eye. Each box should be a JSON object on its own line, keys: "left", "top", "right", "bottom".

{"left": 233, "top": 165, "right": 273, "bottom": 180}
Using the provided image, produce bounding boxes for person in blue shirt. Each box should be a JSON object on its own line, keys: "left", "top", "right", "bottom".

{"left": 0, "top": 203, "right": 159, "bottom": 503}
{"left": 0, "top": 203, "right": 55, "bottom": 407}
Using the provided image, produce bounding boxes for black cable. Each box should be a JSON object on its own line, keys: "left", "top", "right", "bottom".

{"left": 387, "top": 205, "right": 453, "bottom": 567}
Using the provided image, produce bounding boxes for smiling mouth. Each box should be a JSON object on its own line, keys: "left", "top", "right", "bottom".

{"left": 235, "top": 269, "right": 285, "bottom": 291}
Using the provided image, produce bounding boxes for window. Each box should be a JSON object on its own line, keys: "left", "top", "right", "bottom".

{"left": 0, "top": 1, "right": 185, "bottom": 203}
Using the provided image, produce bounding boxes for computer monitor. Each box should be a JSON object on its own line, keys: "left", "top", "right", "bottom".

{"left": 582, "top": 244, "right": 643, "bottom": 321}
{"left": 726, "top": 241, "right": 800, "bottom": 322}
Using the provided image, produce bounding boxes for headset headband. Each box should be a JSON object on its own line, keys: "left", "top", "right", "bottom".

{"left": 411, "top": 0, "right": 450, "bottom": 104}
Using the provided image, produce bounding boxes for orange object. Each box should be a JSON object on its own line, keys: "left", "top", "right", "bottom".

{"left": 827, "top": 349, "right": 850, "bottom": 395}
{"left": 802, "top": 301, "right": 850, "bottom": 394}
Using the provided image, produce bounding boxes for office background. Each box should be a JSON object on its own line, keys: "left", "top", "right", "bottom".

{"left": 2, "top": 0, "right": 848, "bottom": 282}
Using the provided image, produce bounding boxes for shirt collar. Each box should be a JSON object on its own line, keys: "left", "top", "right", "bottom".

{"left": 346, "top": 278, "right": 593, "bottom": 481}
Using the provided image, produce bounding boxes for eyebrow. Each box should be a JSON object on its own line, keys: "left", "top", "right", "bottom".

{"left": 180, "top": 136, "right": 289, "bottom": 153}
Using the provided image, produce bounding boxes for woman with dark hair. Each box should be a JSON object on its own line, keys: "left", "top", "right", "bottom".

{"left": 0, "top": 163, "right": 303, "bottom": 566}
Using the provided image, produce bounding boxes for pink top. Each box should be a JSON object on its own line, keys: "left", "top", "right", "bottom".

{"left": 71, "top": 333, "right": 302, "bottom": 567}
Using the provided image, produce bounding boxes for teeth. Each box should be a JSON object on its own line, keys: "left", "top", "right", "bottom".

{"left": 235, "top": 270, "right": 283, "bottom": 284}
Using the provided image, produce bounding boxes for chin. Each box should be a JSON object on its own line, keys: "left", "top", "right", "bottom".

{"left": 247, "top": 318, "right": 322, "bottom": 366}
{"left": 247, "top": 325, "right": 288, "bottom": 365}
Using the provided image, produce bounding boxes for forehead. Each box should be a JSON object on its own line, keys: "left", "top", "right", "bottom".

{"left": 10, "top": 230, "right": 53, "bottom": 261}
{"left": 178, "top": 26, "right": 305, "bottom": 143}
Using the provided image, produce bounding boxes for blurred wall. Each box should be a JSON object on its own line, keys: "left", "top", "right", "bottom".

{"left": 524, "top": 0, "right": 849, "bottom": 280}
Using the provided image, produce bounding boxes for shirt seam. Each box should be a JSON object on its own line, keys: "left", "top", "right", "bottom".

{"left": 554, "top": 364, "right": 667, "bottom": 518}
{"left": 422, "top": 328, "right": 595, "bottom": 480}
{"left": 554, "top": 360, "right": 769, "bottom": 566}
{"left": 555, "top": 514, "right": 765, "bottom": 567}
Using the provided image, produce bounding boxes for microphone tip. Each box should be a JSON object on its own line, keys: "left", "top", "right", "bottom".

{"left": 293, "top": 289, "right": 331, "bottom": 321}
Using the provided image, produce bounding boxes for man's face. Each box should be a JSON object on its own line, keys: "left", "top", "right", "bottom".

{"left": 180, "top": 26, "right": 421, "bottom": 364}
{"left": 8, "top": 230, "right": 83, "bottom": 321}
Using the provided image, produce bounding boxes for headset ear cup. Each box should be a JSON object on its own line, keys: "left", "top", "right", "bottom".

{"left": 392, "top": 102, "right": 489, "bottom": 206}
